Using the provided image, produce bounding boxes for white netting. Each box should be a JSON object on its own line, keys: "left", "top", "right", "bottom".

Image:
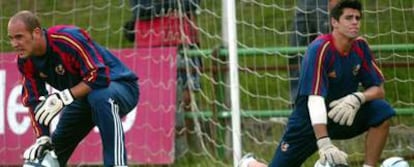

{"left": 187, "top": 0, "right": 414, "bottom": 166}
{"left": 0, "top": 0, "right": 414, "bottom": 166}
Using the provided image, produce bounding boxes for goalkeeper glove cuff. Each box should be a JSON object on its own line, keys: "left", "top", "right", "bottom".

{"left": 57, "top": 89, "right": 74, "bottom": 105}
{"left": 351, "top": 92, "right": 366, "bottom": 104}
{"left": 317, "top": 136, "right": 331, "bottom": 149}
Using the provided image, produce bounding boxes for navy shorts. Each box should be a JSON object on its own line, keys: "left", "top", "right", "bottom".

{"left": 268, "top": 99, "right": 395, "bottom": 167}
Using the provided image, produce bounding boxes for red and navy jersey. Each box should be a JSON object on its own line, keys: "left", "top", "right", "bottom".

{"left": 298, "top": 34, "right": 384, "bottom": 103}
{"left": 17, "top": 25, "right": 138, "bottom": 136}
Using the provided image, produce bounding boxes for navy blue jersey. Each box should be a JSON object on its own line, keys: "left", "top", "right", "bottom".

{"left": 297, "top": 34, "right": 384, "bottom": 103}
{"left": 17, "top": 25, "right": 138, "bottom": 136}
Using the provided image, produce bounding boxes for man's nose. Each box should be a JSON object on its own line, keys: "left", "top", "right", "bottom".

{"left": 352, "top": 19, "right": 358, "bottom": 24}
{"left": 351, "top": 17, "right": 360, "bottom": 24}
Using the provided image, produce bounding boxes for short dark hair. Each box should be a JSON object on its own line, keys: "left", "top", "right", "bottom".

{"left": 10, "top": 10, "right": 41, "bottom": 32}
{"left": 330, "top": 0, "right": 362, "bottom": 21}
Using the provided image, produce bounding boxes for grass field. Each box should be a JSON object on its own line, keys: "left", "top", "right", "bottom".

{"left": 1, "top": 0, "right": 414, "bottom": 166}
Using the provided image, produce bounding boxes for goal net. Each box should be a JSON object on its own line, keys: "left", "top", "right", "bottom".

{"left": 0, "top": 0, "right": 413, "bottom": 166}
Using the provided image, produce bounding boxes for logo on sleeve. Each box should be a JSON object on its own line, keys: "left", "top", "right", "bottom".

{"left": 280, "top": 141, "right": 289, "bottom": 152}
{"left": 55, "top": 64, "right": 65, "bottom": 75}
{"left": 352, "top": 64, "right": 360, "bottom": 76}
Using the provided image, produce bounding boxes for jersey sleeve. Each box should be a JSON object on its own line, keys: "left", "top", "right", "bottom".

{"left": 49, "top": 27, "right": 110, "bottom": 89}
{"left": 17, "top": 58, "right": 50, "bottom": 137}
{"left": 356, "top": 39, "right": 384, "bottom": 88}
{"left": 299, "top": 41, "right": 332, "bottom": 97}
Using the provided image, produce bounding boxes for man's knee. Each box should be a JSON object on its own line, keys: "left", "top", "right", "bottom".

{"left": 372, "top": 119, "right": 391, "bottom": 130}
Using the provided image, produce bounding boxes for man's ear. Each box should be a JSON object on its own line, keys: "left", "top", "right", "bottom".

{"left": 330, "top": 18, "right": 338, "bottom": 29}
{"left": 32, "top": 27, "right": 42, "bottom": 38}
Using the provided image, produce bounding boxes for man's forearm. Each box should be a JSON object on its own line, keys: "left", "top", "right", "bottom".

{"left": 313, "top": 124, "right": 329, "bottom": 139}
{"left": 70, "top": 81, "right": 92, "bottom": 99}
{"left": 362, "top": 85, "right": 385, "bottom": 102}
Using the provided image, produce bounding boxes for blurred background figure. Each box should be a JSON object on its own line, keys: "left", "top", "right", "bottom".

{"left": 123, "top": 0, "right": 202, "bottom": 158}
{"left": 289, "top": 0, "right": 338, "bottom": 105}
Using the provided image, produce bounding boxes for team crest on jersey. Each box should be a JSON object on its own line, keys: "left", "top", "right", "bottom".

{"left": 280, "top": 141, "right": 289, "bottom": 152}
{"left": 39, "top": 72, "right": 48, "bottom": 78}
{"left": 352, "top": 64, "right": 360, "bottom": 76}
{"left": 328, "top": 71, "right": 336, "bottom": 78}
{"left": 55, "top": 64, "right": 65, "bottom": 75}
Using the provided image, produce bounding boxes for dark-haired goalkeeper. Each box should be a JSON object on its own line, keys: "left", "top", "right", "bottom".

{"left": 238, "top": 0, "right": 395, "bottom": 167}
{"left": 8, "top": 10, "right": 139, "bottom": 166}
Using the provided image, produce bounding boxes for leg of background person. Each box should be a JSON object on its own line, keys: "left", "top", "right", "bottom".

{"left": 315, "top": 0, "right": 330, "bottom": 35}
{"left": 364, "top": 120, "right": 390, "bottom": 166}
{"left": 175, "top": 48, "right": 190, "bottom": 158}
{"left": 175, "top": 85, "right": 199, "bottom": 156}
{"left": 287, "top": 53, "right": 301, "bottom": 105}
{"left": 288, "top": 11, "right": 309, "bottom": 105}
{"left": 175, "top": 81, "right": 190, "bottom": 158}
{"left": 175, "top": 45, "right": 203, "bottom": 156}
{"left": 182, "top": 87, "right": 193, "bottom": 138}
{"left": 185, "top": 56, "right": 203, "bottom": 153}
{"left": 289, "top": 0, "right": 329, "bottom": 105}
{"left": 52, "top": 100, "right": 95, "bottom": 166}
{"left": 175, "top": 74, "right": 201, "bottom": 156}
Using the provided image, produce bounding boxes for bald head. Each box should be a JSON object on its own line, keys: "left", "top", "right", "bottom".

{"left": 8, "top": 10, "right": 45, "bottom": 58}
{"left": 9, "top": 10, "right": 41, "bottom": 32}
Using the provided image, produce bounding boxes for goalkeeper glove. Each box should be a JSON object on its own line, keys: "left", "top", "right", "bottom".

{"left": 317, "top": 137, "right": 348, "bottom": 166}
{"left": 23, "top": 136, "right": 54, "bottom": 161}
{"left": 328, "top": 92, "right": 365, "bottom": 126}
{"left": 35, "top": 89, "right": 74, "bottom": 126}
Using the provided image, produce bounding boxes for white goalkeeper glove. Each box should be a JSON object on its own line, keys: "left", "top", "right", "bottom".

{"left": 328, "top": 92, "right": 365, "bottom": 126}
{"left": 317, "top": 137, "right": 348, "bottom": 166}
{"left": 35, "top": 89, "right": 74, "bottom": 126}
{"left": 23, "top": 136, "right": 54, "bottom": 161}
